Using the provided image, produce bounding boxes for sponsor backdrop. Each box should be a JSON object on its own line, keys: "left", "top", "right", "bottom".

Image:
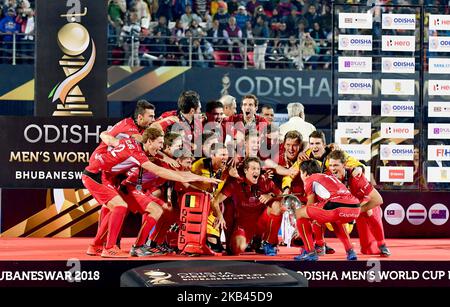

{"left": 35, "top": 0, "right": 107, "bottom": 117}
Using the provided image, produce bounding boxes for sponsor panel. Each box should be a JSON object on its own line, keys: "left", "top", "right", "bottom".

{"left": 380, "top": 144, "right": 414, "bottom": 161}
{"left": 339, "top": 12, "right": 373, "bottom": 29}
{"left": 381, "top": 100, "right": 415, "bottom": 117}
{"left": 382, "top": 35, "right": 415, "bottom": 52}
{"left": 428, "top": 101, "right": 450, "bottom": 117}
{"left": 428, "top": 80, "right": 450, "bottom": 96}
{"left": 380, "top": 166, "right": 414, "bottom": 182}
{"left": 337, "top": 100, "right": 372, "bottom": 116}
{"left": 381, "top": 57, "right": 415, "bottom": 74}
{"left": 382, "top": 14, "right": 416, "bottom": 30}
{"left": 381, "top": 79, "right": 415, "bottom": 95}
{"left": 336, "top": 122, "right": 371, "bottom": 138}
{"left": 428, "top": 58, "right": 450, "bottom": 74}
{"left": 338, "top": 78, "right": 372, "bottom": 95}
{"left": 427, "top": 167, "right": 450, "bottom": 183}
{"left": 380, "top": 122, "right": 414, "bottom": 139}
{"left": 384, "top": 203, "right": 405, "bottom": 225}
{"left": 428, "top": 145, "right": 450, "bottom": 161}
{"left": 338, "top": 35, "right": 373, "bottom": 51}
{"left": 338, "top": 57, "right": 372, "bottom": 73}
{"left": 428, "top": 203, "right": 449, "bottom": 226}
{"left": 406, "top": 203, "right": 427, "bottom": 225}
{"left": 429, "top": 36, "right": 450, "bottom": 52}
{"left": 429, "top": 14, "right": 450, "bottom": 31}
{"left": 338, "top": 144, "right": 371, "bottom": 161}
{"left": 428, "top": 123, "right": 450, "bottom": 139}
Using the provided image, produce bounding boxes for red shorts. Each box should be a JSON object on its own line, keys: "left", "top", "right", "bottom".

{"left": 82, "top": 174, "right": 119, "bottom": 205}
{"left": 306, "top": 204, "right": 360, "bottom": 225}
{"left": 121, "top": 185, "right": 165, "bottom": 214}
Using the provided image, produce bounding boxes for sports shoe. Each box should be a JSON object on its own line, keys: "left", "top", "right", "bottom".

{"left": 262, "top": 241, "right": 277, "bottom": 256}
{"left": 101, "top": 245, "right": 129, "bottom": 258}
{"left": 157, "top": 243, "right": 176, "bottom": 254}
{"left": 86, "top": 244, "right": 103, "bottom": 256}
{"left": 294, "top": 249, "right": 318, "bottom": 261}
{"left": 314, "top": 244, "right": 336, "bottom": 256}
{"left": 346, "top": 248, "right": 358, "bottom": 261}
{"left": 379, "top": 244, "right": 391, "bottom": 257}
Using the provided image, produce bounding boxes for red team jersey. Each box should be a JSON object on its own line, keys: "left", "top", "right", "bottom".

{"left": 303, "top": 173, "right": 360, "bottom": 208}
{"left": 326, "top": 169, "right": 373, "bottom": 203}
{"left": 221, "top": 176, "right": 281, "bottom": 228}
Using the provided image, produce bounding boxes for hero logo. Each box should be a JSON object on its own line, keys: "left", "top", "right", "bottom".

{"left": 434, "top": 18, "right": 450, "bottom": 26}
{"left": 389, "top": 169, "right": 405, "bottom": 179}
{"left": 387, "top": 39, "right": 410, "bottom": 47}
{"left": 433, "top": 84, "right": 450, "bottom": 91}
{"left": 386, "top": 127, "right": 410, "bottom": 134}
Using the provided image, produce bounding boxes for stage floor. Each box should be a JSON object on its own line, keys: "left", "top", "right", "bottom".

{"left": 1, "top": 237, "right": 450, "bottom": 261}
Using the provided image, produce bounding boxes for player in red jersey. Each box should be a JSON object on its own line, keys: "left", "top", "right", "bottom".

{"left": 328, "top": 150, "right": 391, "bottom": 257}
{"left": 293, "top": 160, "right": 361, "bottom": 261}
{"left": 82, "top": 127, "right": 221, "bottom": 257}
{"left": 211, "top": 157, "right": 283, "bottom": 256}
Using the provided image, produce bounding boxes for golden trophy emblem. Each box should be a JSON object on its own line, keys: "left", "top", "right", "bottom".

{"left": 49, "top": 8, "right": 96, "bottom": 116}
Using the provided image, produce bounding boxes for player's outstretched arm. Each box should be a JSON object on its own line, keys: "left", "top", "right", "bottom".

{"left": 100, "top": 131, "right": 120, "bottom": 147}
{"left": 142, "top": 161, "right": 221, "bottom": 184}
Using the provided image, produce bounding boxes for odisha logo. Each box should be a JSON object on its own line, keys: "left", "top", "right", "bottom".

{"left": 383, "top": 59, "right": 392, "bottom": 71}
{"left": 339, "top": 81, "right": 349, "bottom": 91}
{"left": 382, "top": 146, "right": 391, "bottom": 158}
{"left": 144, "top": 270, "right": 176, "bottom": 285}
{"left": 382, "top": 103, "right": 391, "bottom": 114}
{"left": 383, "top": 16, "right": 393, "bottom": 27}
{"left": 341, "top": 37, "right": 350, "bottom": 47}
{"left": 430, "top": 38, "right": 439, "bottom": 49}
{"left": 350, "top": 102, "right": 360, "bottom": 113}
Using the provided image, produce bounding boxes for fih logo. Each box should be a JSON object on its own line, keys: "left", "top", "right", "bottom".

{"left": 48, "top": 2, "right": 96, "bottom": 116}
{"left": 350, "top": 101, "right": 360, "bottom": 113}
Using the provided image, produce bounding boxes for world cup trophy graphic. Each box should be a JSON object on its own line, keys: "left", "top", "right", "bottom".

{"left": 48, "top": 8, "right": 96, "bottom": 116}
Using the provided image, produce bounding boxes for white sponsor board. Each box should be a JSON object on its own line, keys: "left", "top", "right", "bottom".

{"left": 381, "top": 57, "right": 415, "bottom": 74}
{"left": 380, "top": 144, "right": 414, "bottom": 161}
{"left": 339, "top": 12, "right": 373, "bottom": 29}
{"left": 382, "top": 35, "right": 415, "bottom": 52}
{"left": 337, "top": 122, "right": 371, "bottom": 138}
{"left": 380, "top": 166, "right": 414, "bottom": 182}
{"left": 428, "top": 123, "right": 450, "bottom": 139}
{"left": 427, "top": 167, "right": 450, "bottom": 183}
{"left": 338, "top": 35, "right": 373, "bottom": 51}
{"left": 338, "top": 100, "right": 372, "bottom": 116}
{"left": 428, "top": 58, "right": 450, "bottom": 74}
{"left": 338, "top": 57, "right": 372, "bottom": 73}
{"left": 427, "top": 145, "right": 450, "bottom": 161}
{"left": 382, "top": 14, "right": 416, "bottom": 30}
{"left": 380, "top": 122, "right": 414, "bottom": 139}
{"left": 428, "top": 101, "right": 450, "bottom": 117}
{"left": 381, "top": 101, "right": 415, "bottom": 117}
{"left": 429, "top": 14, "right": 450, "bottom": 31}
{"left": 338, "top": 78, "right": 372, "bottom": 95}
{"left": 339, "top": 144, "right": 371, "bottom": 161}
{"left": 429, "top": 36, "right": 450, "bottom": 52}
{"left": 428, "top": 80, "right": 450, "bottom": 96}
{"left": 381, "top": 79, "right": 415, "bottom": 95}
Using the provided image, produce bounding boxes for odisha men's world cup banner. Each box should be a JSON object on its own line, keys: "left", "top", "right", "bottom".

{"left": 0, "top": 116, "right": 116, "bottom": 188}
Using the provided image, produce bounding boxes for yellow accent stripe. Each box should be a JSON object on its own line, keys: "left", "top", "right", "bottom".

{"left": 0, "top": 79, "right": 34, "bottom": 101}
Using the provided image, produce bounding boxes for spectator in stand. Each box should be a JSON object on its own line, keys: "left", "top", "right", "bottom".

{"left": 253, "top": 5, "right": 268, "bottom": 24}
{"left": 234, "top": 5, "right": 250, "bottom": 31}
{"left": 213, "top": 1, "right": 230, "bottom": 32}
{"left": 189, "top": 19, "right": 204, "bottom": 38}
{"left": 191, "top": 37, "right": 214, "bottom": 68}
{"left": 252, "top": 15, "right": 269, "bottom": 69}
{"left": 144, "top": 29, "right": 167, "bottom": 66}
{"left": 178, "top": 29, "right": 192, "bottom": 65}
{"left": 173, "top": 0, "right": 192, "bottom": 21}
{"left": 284, "top": 7, "right": 301, "bottom": 35}
{"left": 131, "top": 0, "right": 150, "bottom": 29}
{"left": 291, "top": 0, "right": 305, "bottom": 13}
{"left": 172, "top": 19, "right": 185, "bottom": 42}
{"left": 206, "top": 19, "right": 223, "bottom": 49}
{"left": 277, "top": 0, "right": 293, "bottom": 18}
{"left": 266, "top": 36, "right": 289, "bottom": 69}
{"left": 320, "top": 3, "right": 332, "bottom": 33}
{"left": 303, "top": 3, "right": 320, "bottom": 32}
{"left": 296, "top": 20, "right": 308, "bottom": 42}
{"left": 157, "top": 0, "right": 173, "bottom": 22}
{"left": 165, "top": 36, "right": 181, "bottom": 66}
{"left": 284, "top": 35, "right": 302, "bottom": 70}
{"left": 119, "top": 10, "right": 142, "bottom": 66}
{"left": 269, "top": 8, "right": 283, "bottom": 36}
{"left": 223, "top": 16, "right": 243, "bottom": 66}
{"left": 154, "top": 15, "right": 171, "bottom": 42}
{"left": 181, "top": 4, "right": 202, "bottom": 29}
{"left": 1, "top": 0, "right": 17, "bottom": 17}
{"left": 108, "top": 0, "right": 127, "bottom": 44}
{"left": 246, "top": 0, "right": 261, "bottom": 16}
{"left": 16, "top": 6, "right": 34, "bottom": 64}
{"left": 276, "top": 22, "right": 291, "bottom": 41}
{"left": 227, "top": 0, "right": 239, "bottom": 15}
{"left": 196, "top": 0, "right": 207, "bottom": 17}
{"left": 301, "top": 32, "right": 320, "bottom": 70}
{"left": 0, "top": 7, "right": 19, "bottom": 64}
